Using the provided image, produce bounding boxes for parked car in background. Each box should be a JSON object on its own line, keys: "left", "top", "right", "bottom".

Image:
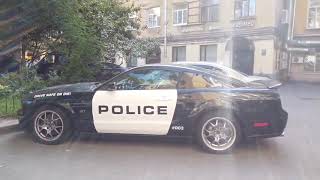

{"left": 35, "top": 54, "right": 126, "bottom": 81}
{"left": 172, "top": 62, "right": 282, "bottom": 89}
{"left": 96, "top": 63, "right": 127, "bottom": 81}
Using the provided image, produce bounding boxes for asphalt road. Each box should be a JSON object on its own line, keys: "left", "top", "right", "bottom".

{"left": 1, "top": 83, "right": 320, "bottom": 180}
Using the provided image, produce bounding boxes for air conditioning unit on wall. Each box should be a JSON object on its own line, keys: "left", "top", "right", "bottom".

{"left": 281, "top": 9, "right": 289, "bottom": 24}
{"left": 292, "top": 56, "right": 304, "bottom": 64}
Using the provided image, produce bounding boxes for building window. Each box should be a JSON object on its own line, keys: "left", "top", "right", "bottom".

{"left": 147, "top": 7, "right": 160, "bottom": 28}
{"left": 307, "top": 0, "right": 320, "bottom": 28}
{"left": 200, "top": 45, "right": 217, "bottom": 62}
{"left": 127, "top": 12, "right": 137, "bottom": 31}
{"left": 201, "top": 0, "right": 219, "bottom": 22}
{"left": 172, "top": 46, "right": 186, "bottom": 62}
{"left": 304, "top": 55, "right": 320, "bottom": 72}
{"left": 127, "top": 55, "right": 137, "bottom": 67}
{"left": 234, "top": 0, "right": 256, "bottom": 19}
{"left": 173, "top": 4, "right": 188, "bottom": 25}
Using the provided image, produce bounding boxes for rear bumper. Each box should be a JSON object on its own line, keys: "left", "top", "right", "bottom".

{"left": 279, "top": 109, "right": 288, "bottom": 132}
{"left": 247, "top": 132, "right": 284, "bottom": 139}
{"left": 246, "top": 109, "right": 288, "bottom": 138}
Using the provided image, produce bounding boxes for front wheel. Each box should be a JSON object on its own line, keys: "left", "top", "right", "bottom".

{"left": 30, "top": 106, "right": 73, "bottom": 145}
{"left": 196, "top": 113, "right": 241, "bottom": 153}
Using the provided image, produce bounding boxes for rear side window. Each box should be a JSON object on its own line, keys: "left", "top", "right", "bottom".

{"left": 178, "top": 72, "right": 224, "bottom": 89}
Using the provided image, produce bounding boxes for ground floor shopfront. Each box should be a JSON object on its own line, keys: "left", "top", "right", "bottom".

{"left": 289, "top": 49, "right": 320, "bottom": 82}
{"left": 160, "top": 38, "right": 281, "bottom": 77}
{"left": 286, "top": 36, "right": 320, "bottom": 82}
{"left": 122, "top": 28, "right": 288, "bottom": 80}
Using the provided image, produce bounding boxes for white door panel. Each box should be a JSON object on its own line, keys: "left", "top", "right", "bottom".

{"left": 92, "top": 90, "right": 177, "bottom": 135}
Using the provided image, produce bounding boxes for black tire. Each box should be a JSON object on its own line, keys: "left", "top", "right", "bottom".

{"left": 30, "top": 106, "right": 73, "bottom": 145}
{"left": 195, "top": 111, "right": 241, "bottom": 154}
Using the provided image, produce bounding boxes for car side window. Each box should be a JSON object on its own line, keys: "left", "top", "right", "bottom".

{"left": 100, "top": 69, "right": 179, "bottom": 90}
{"left": 178, "top": 72, "right": 224, "bottom": 89}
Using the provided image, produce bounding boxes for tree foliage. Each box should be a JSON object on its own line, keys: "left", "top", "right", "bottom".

{"left": 0, "top": 67, "right": 49, "bottom": 97}
{"left": 1, "top": 0, "right": 160, "bottom": 84}
{"left": 14, "top": 0, "right": 158, "bottom": 83}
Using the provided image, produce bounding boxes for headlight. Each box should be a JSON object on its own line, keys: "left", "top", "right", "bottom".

{"left": 22, "top": 93, "right": 34, "bottom": 104}
{"left": 22, "top": 100, "right": 33, "bottom": 105}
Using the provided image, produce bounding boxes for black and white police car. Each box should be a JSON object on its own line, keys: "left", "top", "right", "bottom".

{"left": 19, "top": 64, "right": 288, "bottom": 153}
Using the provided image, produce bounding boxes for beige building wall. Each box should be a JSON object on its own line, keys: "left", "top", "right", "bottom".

{"left": 186, "top": 44, "right": 200, "bottom": 62}
{"left": 133, "top": 0, "right": 282, "bottom": 38}
{"left": 293, "top": 0, "right": 309, "bottom": 35}
{"left": 131, "top": 0, "right": 285, "bottom": 76}
{"left": 253, "top": 40, "right": 276, "bottom": 74}
{"left": 162, "top": 39, "right": 276, "bottom": 75}
{"left": 288, "top": 0, "right": 320, "bottom": 82}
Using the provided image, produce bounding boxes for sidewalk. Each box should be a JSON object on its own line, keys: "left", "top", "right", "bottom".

{"left": 0, "top": 118, "right": 19, "bottom": 133}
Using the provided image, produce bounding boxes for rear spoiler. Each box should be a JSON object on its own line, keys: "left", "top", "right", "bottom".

{"left": 268, "top": 82, "right": 282, "bottom": 89}
{"left": 253, "top": 79, "right": 282, "bottom": 89}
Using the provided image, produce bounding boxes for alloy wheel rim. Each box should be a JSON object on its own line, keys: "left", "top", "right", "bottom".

{"left": 201, "top": 117, "right": 236, "bottom": 151}
{"left": 34, "top": 110, "right": 64, "bottom": 141}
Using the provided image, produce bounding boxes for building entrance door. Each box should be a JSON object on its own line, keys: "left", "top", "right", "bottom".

{"left": 226, "top": 37, "right": 255, "bottom": 75}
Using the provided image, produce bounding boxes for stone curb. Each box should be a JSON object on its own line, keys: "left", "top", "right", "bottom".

{"left": 0, "top": 119, "right": 19, "bottom": 134}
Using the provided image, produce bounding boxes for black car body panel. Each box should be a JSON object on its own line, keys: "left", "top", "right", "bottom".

{"left": 20, "top": 65, "right": 287, "bottom": 139}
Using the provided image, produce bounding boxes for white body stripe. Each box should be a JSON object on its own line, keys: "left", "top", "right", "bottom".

{"left": 92, "top": 90, "right": 177, "bottom": 135}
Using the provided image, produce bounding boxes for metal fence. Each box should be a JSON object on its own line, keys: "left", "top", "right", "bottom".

{"left": 0, "top": 96, "right": 20, "bottom": 117}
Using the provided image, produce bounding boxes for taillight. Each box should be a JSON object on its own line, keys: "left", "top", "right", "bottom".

{"left": 254, "top": 122, "right": 270, "bottom": 127}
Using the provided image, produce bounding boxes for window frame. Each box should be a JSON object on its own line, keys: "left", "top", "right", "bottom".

{"left": 200, "top": 0, "right": 220, "bottom": 23}
{"left": 200, "top": 44, "right": 218, "bottom": 62}
{"left": 127, "top": 55, "right": 138, "bottom": 67}
{"left": 307, "top": 0, "right": 320, "bottom": 29}
{"left": 304, "top": 55, "right": 320, "bottom": 73}
{"left": 147, "top": 7, "right": 161, "bottom": 28}
{"left": 172, "top": 46, "right": 187, "bottom": 62}
{"left": 234, "top": 0, "right": 256, "bottom": 20}
{"left": 127, "top": 12, "right": 138, "bottom": 31}
{"left": 173, "top": 4, "right": 188, "bottom": 26}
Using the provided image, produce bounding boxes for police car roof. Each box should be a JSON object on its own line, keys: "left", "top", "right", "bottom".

{"left": 134, "top": 64, "right": 213, "bottom": 74}
{"left": 172, "top": 61, "right": 226, "bottom": 68}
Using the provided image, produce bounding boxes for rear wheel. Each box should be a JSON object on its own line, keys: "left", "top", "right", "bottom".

{"left": 30, "top": 106, "right": 73, "bottom": 145}
{"left": 196, "top": 112, "right": 241, "bottom": 153}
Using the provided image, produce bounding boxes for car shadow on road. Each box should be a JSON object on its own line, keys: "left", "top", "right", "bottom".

{"left": 0, "top": 125, "right": 19, "bottom": 135}
{"left": 72, "top": 133, "right": 286, "bottom": 155}
{"left": 3, "top": 130, "right": 288, "bottom": 158}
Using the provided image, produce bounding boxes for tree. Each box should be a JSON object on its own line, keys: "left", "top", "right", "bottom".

{"left": 2, "top": 0, "right": 160, "bottom": 83}
{"left": 3, "top": 0, "right": 138, "bottom": 81}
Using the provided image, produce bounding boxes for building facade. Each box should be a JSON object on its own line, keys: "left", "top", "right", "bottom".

{"left": 129, "top": 0, "right": 289, "bottom": 78}
{"left": 288, "top": 0, "right": 320, "bottom": 82}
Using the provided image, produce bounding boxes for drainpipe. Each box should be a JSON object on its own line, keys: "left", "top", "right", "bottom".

{"left": 164, "top": 0, "right": 168, "bottom": 63}
{"left": 288, "top": 0, "right": 296, "bottom": 75}
{"left": 290, "top": 0, "right": 296, "bottom": 41}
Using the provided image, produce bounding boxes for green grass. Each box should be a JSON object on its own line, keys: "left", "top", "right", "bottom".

{"left": 0, "top": 96, "right": 21, "bottom": 118}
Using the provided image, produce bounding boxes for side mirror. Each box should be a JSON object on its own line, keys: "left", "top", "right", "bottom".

{"left": 106, "top": 82, "right": 116, "bottom": 91}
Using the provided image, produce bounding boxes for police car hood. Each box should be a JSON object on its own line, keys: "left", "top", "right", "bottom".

{"left": 35, "top": 82, "right": 100, "bottom": 94}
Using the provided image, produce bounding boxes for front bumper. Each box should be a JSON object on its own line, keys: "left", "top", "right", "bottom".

{"left": 18, "top": 100, "right": 35, "bottom": 129}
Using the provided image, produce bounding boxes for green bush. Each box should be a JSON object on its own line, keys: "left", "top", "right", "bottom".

{"left": 0, "top": 68, "right": 51, "bottom": 117}
{"left": 0, "top": 68, "right": 49, "bottom": 98}
{"left": 0, "top": 96, "right": 21, "bottom": 118}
